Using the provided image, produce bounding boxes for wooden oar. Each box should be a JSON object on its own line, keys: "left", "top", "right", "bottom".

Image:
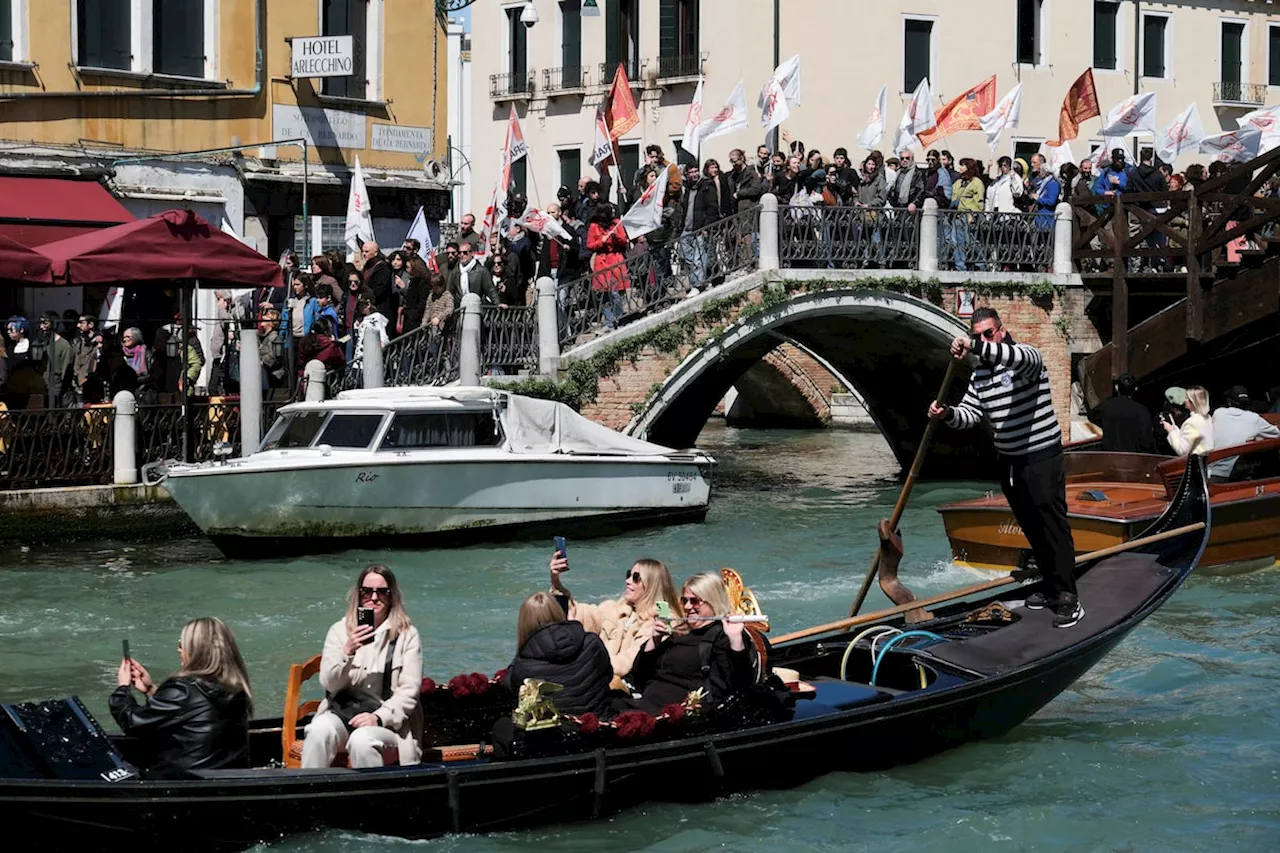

{"left": 780, "top": 522, "right": 1205, "bottom": 644}
{"left": 849, "top": 358, "right": 962, "bottom": 617}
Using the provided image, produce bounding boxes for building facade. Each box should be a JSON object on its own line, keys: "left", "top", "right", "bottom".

{"left": 469, "top": 0, "right": 1280, "bottom": 211}
{"left": 0, "top": 0, "right": 450, "bottom": 316}
{"left": 446, "top": 14, "right": 474, "bottom": 218}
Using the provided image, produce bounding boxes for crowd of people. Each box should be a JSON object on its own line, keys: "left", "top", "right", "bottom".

{"left": 109, "top": 555, "right": 770, "bottom": 774}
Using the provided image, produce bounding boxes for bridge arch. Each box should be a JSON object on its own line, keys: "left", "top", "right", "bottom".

{"left": 629, "top": 289, "right": 987, "bottom": 475}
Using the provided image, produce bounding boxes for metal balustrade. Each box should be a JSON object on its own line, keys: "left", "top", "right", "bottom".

{"left": 598, "top": 59, "right": 643, "bottom": 85}
{"left": 780, "top": 205, "right": 921, "bottom": 269}
{"left": 490, "top": 71, "right": 535, "bottom": 99}
{"left": 384, "top": 324, "right": 462, "bottom": 387}
{"left": 481, "top": 305, "right": 538, "bottom": 374}
{"left": 1213, "top": 81, "right": 1266, "bottom": 105}
{"left": 936, "top": 209, "right": 1055, "bottom": 271}
{"left": 543, "top": 65, "right": 588, "bottom": 93}
{"left": 655, "top": 53, "right": 705, "bottom": 81}
{"left": 0, "top": 406, "right": 114, "bottom": 489}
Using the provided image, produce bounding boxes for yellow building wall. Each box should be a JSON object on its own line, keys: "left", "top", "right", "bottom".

{"left": 0, "top": 0, "right": 447, "bottom": 170}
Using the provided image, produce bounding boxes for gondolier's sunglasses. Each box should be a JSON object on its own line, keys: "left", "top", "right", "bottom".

{"left": 974, "top": 326, "right": 1002, "bottom": 340}
{"left": 624, "top": 571, "right": 643, "bottom": 583}
{"left": 359, "top": 586, "right": 391, "bottom": 600}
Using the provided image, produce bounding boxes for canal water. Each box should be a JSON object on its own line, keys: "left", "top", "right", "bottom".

{"left": 1, "top": 424, "right": 1277, "bottom": 851}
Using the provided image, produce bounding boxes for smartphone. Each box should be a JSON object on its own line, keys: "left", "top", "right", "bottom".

{"left": 553, "top": 592, "right": 572, "bottom": 614}
{"left": 553, "top": 535, "right": 568, "bottom": 559}
{"left": 357, "top": 607, "right": 375, "bottom": 636}
{"left": 122, "top": 639, "right": 130, "bottom": 661}
{"left": 655, "top": 600, "right": 672, "bottom": 620}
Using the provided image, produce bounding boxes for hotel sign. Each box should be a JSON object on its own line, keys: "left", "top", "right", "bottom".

{"left": 371, "top": 124, "right": 434, "bottom": 155}
{"left": 272, "top": 104, "right": 366, "bottom": 149}
{"left": 291, "top": 35, "right": 355, "bottom": 79}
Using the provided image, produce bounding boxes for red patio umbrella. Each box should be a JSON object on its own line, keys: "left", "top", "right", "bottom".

{"left": 36, "top": 208, "right": 283, "bottom": 289}
{"left": 0, "top": 232, "right": 54, "bottom": 284}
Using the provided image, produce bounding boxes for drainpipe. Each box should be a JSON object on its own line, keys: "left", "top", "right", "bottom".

{"left": 0, "top": 0, "right": 265, "bottom": 101}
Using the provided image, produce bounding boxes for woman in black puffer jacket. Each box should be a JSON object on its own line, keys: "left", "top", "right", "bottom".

{"left": 502, "top": 592, "right": 614, "bottom": 719}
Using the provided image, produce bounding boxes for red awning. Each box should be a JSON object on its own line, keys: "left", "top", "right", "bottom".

{"left": 0, "top": 232, "right": 53, "bottom": 283}
{"left": 0, "top": 176, "right": 135, "bottom": 246}
{"left": 37, "top": 208, "right": 283, "bottom": 289}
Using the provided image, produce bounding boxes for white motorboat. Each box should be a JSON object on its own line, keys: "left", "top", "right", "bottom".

{"left": 148, "top": 387, "right": 715, "bottom": 558}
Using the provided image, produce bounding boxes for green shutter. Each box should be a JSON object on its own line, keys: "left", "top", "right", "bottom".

{"left": 154, "top": 0, "right": 205, "bottom": 78}
{"left": 682, "top": 0, "right": 700, "bottom": 57}
{"left": 511, "top": 159, "right": 528, "bottom": 197}
{"left": 659, "top": 0, "right": 677, "bottom": 59}
{"left": 1271, "top": 27, "right": 1280, "bottom": 86}
{"left": 1093, "top": 2, "right": 1117, "bottom": 70}
{"left": 559, "top": 149, "right": 582, "bottom": 192}
{"left": 1143, "top": 16, "right": 1165, "bottom": 78}
{"left": 619, "top": 144, "right": 639, "bottom": 206}
{"left": 0, "top": 0, "right": 13, "bottom": 63}
{"left": 322, "top": 0, "right": 367, "bottom": 99}
{"left": 604, "top": 0, "right": 620, "bottom": 69}
{"left": 1222, "top": 23, "right": 1243, "bottom": 85}
{"left": 903, "top": 19, "right": 932, "bottom": 92}
{"left": 79, "top": 0, "right": 132, "bottom": 70}
{"left": 562, "top": 0, "right": 582, "bottom": 85}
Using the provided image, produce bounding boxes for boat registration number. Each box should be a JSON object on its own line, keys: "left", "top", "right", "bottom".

{"left": 667, "top": 470, "right": 697, "bottom": 482}
{"left": 672, "top": 482, "right": 691, "bottom": 494}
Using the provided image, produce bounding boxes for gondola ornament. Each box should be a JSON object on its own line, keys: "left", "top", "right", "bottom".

{"left": 512, "top": 680, "right": 564, "bottom": 732}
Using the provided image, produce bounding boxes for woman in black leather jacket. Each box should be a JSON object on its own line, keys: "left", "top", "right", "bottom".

{"left": 503, "top": 592, "right": 614, "bottom": 718}
{"left": 109, "top": 616, "right": 253, "bottom": 776}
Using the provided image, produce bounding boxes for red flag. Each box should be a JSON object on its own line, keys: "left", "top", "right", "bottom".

{"left": 426, "top": 247, "right": 439, "bottom": 273}
{"left": 1048, "top": 69, "right": 1100, "bottom": 146}
{"left": 917, "top": 75, "right": 997, "bottom": 148}
{"left": 604, "top": 64, "right": 639, "bottom": 141}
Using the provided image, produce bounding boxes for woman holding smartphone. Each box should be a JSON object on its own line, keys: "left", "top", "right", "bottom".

{"left": 301, "top": 565, "right": 423, "bottom": 768}
{"left": 1163, "top": 385, "right": 1215, "bottom": 457}
{"left": 549, "top": 552, "right": 681, "bottom": 687}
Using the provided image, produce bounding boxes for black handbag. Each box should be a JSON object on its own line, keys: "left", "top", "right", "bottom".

{"left": 326, "top": 636, "right": 398, "bottom": 731}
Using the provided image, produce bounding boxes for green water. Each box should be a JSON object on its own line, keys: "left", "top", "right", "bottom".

{"left": 1, "top": 424, "right": 1277, "bottom": 851}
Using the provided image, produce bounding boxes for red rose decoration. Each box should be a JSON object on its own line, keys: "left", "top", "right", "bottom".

{"left": 577, "top": 712, "right": 601, "bottom": 734}
{"left": 469, "top": 672, "right": 491, "bottom": 696}
{"left": 661, "top": 703, "right": 686, "bottom": 723}
{"left": 614, "top": 710, "right": 657, "bottom": 739}
{"left": 493, "top": 668, "right": 508, "bottom": 682}
{"left": 447, "top": 674, "right": 474, "bottom": 697}
{"left": 420, "top": 677, "right": 437, "bottom": 694}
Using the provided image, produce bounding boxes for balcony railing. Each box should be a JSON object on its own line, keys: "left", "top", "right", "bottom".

{"left": 1213, "top": 81, "right": 1266, "bottom": 106}
{"left": 490, "top": 71, "right": 535, "bottom": 100}
{"left": 543, "top": 65, "right": 589, "bottom": 94}
{"left": 599, "top": 58, "right": 643, "bottom": 86}
{"left": 655, "top": 52, "right": 706, "bottom": 82}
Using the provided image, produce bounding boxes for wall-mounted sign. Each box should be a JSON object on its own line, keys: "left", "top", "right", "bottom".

{"left": 291, "top": 35, "right": 355, "bottom": 79}
{"left": 956, "top": 289, "right": 976, "bottom": 318}
{"left": 371, "top": 124, "right": 434, "bottom": 155}
{"left": 272, "top": 104, "right": 366, "bottom": 149}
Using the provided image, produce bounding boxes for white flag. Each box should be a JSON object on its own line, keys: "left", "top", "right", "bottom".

{"left": 892, "top": 77, "right": 935, "bottom": 152}
{"left": 99, "top": 287, "right": 122, "bottom": 332}
{"left": 697, "top": 81, "right": 751, "bottom": 146}
{"left": 1199, "top": 126, "right": 1263, "bottom": 163}
{"left": 588, "top": 104, "right": 613, "bottom": 167}
{"left": 979, "top": 83, "right": 1022, "bottom": 152}
{"left": 344, "top": 156, "right": 374, "bottom": 257}
{"left": 1237, "top": 104, "right": 1280, "bottom": 154}
{"left": 1093, "top": 139, "right": 1126, "bottom": 170}
{"left": 758, "top": 77, "right": 790, "bottom": 133}
{"left": 1099, "top": 92, "right": 1157, "bottom": 137}
{"left": 404, "top": 207, "right": 434, "bottom": 252}
{"left": 1156, "top": 103, "right": 1205, "bottom": 165}
{"left": 519, "top": 207, "right": 573, "bottom": 242}
{"left": 681, "top": 78, "right": 705, "bottom": 160}
{"left": 773, "top": 54, "right": 802, "bottom": 105}
{"left": 1044, "top": 141, "right": 1074, "bottom": 174}
{"left": 503, "top": 104, "right": 528, "bottom": 168}
{"left": 857, "top": 85, "right": 888, "bottom": 151}
{"left": 620, "top": 162, "right": 670, "bottom": 241}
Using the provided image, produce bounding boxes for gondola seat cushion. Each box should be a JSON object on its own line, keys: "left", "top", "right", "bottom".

{"left": 807, "top": 678, "right": 894, "bottom": 710}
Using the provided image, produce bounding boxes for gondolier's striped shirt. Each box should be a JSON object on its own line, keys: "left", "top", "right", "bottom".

{"left": 946, "top": 340, "right": 1062, "bottom": 457}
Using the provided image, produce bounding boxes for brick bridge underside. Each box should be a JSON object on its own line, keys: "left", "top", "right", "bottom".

{"left": 724, "top": 343, "right": 843, "bottom": 428}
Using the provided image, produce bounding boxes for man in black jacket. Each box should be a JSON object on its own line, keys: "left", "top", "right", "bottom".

{"left": 1088, "top": 373, "right": 1159, "bottom": 454}
{"left": 361, "top": 241, "right": 397, "bottom": 319}
{"left": 728, "top": 148, "right": 767, "bottom": 213}
{"left": 889, "top": 150, "right": 927, "bottom": 211}
{"left": 829, "top": 148, "right": 860, "bottom": 205}
{"left": 447, "top": 243, "right": 498, "bottom": 305}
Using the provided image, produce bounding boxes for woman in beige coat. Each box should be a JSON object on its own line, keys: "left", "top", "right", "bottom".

{"left": 549, "top": 553, "right": 682, "bottom": 687}
{"left": 302, "top": 564, "right": 423, "bottom": 768}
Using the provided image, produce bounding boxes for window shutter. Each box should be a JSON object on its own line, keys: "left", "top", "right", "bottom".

{"left": 80, "top": 0, "right": 132, "bottom": 70}
{"left": 322, "top": 0, "right": 367, "bottom": 99}
{"left": 604, "top": 0, "right": 620, "bottom": 70}
{"left": 1271, "top": 27, "right": 1280, "bottom": 86}
{"left": 903, "top": 19, "right": 931, "bottom": 92}
{"left": 1143, "top": 16, "right": 1165, "bottom": 78}
{"left": 1093, "top": 2, "right": 1117, "bottom": 70}
{"left": 1222, "top": 23, "right": 1243, "bottom": 85}
{"left": 659, "top": 0, "right": 677, "bottom": 59}
{"left": 562, "top": 0, "right": 582, "bottom": 85}
{"left": 681, "top": 0, "right": 700, "bottom": 58}
{"left": 558, "top": 149, "right": 582, "bottom": 193}
{"left": 0, "top": 1, "right": 14, "bottom": 63}
{"left": 154, "top": 0, "right": 205, "bottom": 78}
{"left": 510, "top": 159, "right": 528, "bottom": 197}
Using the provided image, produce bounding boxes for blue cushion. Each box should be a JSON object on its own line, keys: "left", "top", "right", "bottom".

{"left": 810, "top": 680, "right": 892, "bottom": 710}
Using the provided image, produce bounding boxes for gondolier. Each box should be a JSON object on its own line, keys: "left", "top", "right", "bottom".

{"left": 928, "top": 307, "right": 1084, "bottom": 628}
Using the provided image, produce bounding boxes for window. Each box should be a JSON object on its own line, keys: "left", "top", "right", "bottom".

{"left": 509, "top": 158, "right": 527, "bottom": 198}
{"left": 903, "top": 17, "right": 934, "bottom": 93}
{"left": 154, "top": 0, "right": 204, "bottom": 78}
{"left": 1013, "top": 139, "right": 1042, "bottom": 166}
{"left": 1271, "top": 25, "right": 1280, "bottom": 86}
{"left": 322, "top": 0, "right": 367, "bottom": 99}
{"left": 293, "top": 215, "right": 346, "bottom": 259}
{"left": 1142, "top": 14, "right": 1168, "bottom": 79}
{"left": 1093, "top": 1, "right": 1118, "bottom": 70}
{"left": 0, "top": 0, "right": 15, "bottom": 62}
{"left": 380, "top": 412, "right": 502, "bottom": 450}
{"left": 261, "top": 412, "right": 329, "bottom": 451}
{"left": 561, "top": 0, "right": 582, "bottom": 87}
{"left": 78, "top": 0, "right": 132, "bottom": 70}
{"left": 506, "top": 5, "right": 528, "bottom": 91}
{"left": 558, "top": 149, "right": 582, "bottom": 194}
{"left": 619, "top": 142, "right": 640, "bottom": 203}
{"left": 1222, "top": 21, "right": 1245, "bottom": 86}
{"left": 658, "top": 0, "right": 699, "bottom": 78}
{"left": 1016, "top": 0, "right": 1042, "bottom": 66}
{"left": 605, "top": 0, "right": 640, "bottom": 80}
{"left": 316, "top": 413, "right": 386, "bottom": 449}
{"left": 672, "top": 139, "right": 698, "bottom": 168}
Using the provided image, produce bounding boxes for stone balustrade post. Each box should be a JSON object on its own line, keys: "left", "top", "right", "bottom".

{"left": 459, "top": 292, "right": 483, "bottom": 386}
{"left": 112, "top": 390, "right": 137, "bottom": 485}
{"left": 304, "top": 360, "right": 327, "bottom": 401}
{"left": 759, "top": 193, "right": 780, "bottom": 271}
{"left": 919, "top": 198, "right": 939, "bottom": 273}
{"left": 362, "top": 325, "right": 384, "bottom": 389}
{"left": 1054, "top": 202, "right": 1075, "bottom": 275}
{"left": 536, "top": 276, "right": 560, "bottom": 379}
{"left": 238, "top": 323, "right": 262, "bottom": 457}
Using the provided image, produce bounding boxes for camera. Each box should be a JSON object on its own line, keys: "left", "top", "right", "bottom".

{"left": 520, "top": 2, "right": 538, "bottom": 28}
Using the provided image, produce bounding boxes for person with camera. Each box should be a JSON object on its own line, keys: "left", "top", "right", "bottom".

{"left": 109, "top": 617, "right": 252, "bottom": 776}
{"left": 301, "top": 565, "right": 423, "bottom": 768}
{"left": 1161, "top": 385, "right": 1214, "bottom": 458}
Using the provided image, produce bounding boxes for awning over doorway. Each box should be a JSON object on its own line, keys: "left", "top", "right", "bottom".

{"left": 0, "top": 233, "right": 53, "bottom": 283}
{"left": 0, "top": 176, "right": 135, "bottom": 246}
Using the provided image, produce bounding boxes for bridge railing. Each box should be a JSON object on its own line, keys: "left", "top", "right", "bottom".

{"left": 480, "top": 305, "right": 538, "bottom": 374}
{"left": 937, "top": 209, "right": 1055, "bottom": 271}
{"left": 557, "top": 208, "right": 759, "bottom": 348}
{"left": 0, "top": 406, "right": 114, "bottom": 489}
{"left": 779, "top": 205, "right": 920, "bottom": 269}
{"left": 383, "top": 323, "right": 462, "bottom": 387}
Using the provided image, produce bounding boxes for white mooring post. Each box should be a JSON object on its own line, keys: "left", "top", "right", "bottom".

{"left": 238, "top": 323, "right": 262, "bottom": 457}
{"left": 919, "top": 198, "right": 939, "bottom": 274}
{"left": 304, "top": 359, "right": 327, "bottom": 401}
{"left": 362, "top": 326, "right": 385, "bottom": 389}
{"left": 459, "top": 292, "right": 483, "bottom": 386}
{"left": 536, "top": 276, "right": 560, "bottom": 379}
{"left": 112, "top": 390, "right": 138, "bottom": 485}
{"left": 1054, "top": 202, "right": 1074, "bottom": 276}
{"left": 759, "top": 193, "right": 780, "bottom": 271}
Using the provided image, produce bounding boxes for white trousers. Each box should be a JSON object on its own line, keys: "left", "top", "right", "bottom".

{"left": 301, "top": 711, "right": 399, "bottom": 768}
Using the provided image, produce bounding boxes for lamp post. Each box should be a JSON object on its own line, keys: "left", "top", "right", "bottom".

{"left": 767, "top": 0, "right": 781, "bottom": 157}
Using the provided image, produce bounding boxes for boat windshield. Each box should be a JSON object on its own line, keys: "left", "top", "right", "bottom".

{"left": 380, "top": 411, "right": 503, "bottom": 450}
{"left": 260, "top": 412, "right": 328, "bottom": 451}
{"left": 315, "top": 413, "right": 387, "bottom": 449}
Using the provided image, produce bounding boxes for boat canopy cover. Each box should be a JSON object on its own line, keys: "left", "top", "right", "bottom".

{"left": 502, "top": 394, "right": 681, "bottom": 456}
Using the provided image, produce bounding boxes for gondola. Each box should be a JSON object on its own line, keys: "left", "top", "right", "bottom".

{"left": 0, "top": 458, "right": 1212, "bottom": 852}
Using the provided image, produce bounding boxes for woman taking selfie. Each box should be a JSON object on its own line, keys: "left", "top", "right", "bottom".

{"left": 109, "top": 617, "right": 252, "bottom": 775}
{"left": 549, "top": 553, "right": 681, "bottom": 686}
{"left": 503, "top": 592, "right": 614, "bottom": 718}
{"left": 301, "top": 565, "right": 423, "bottom": 768}
{"left": 625, "top": 572, "right": 756, "bottom": 714}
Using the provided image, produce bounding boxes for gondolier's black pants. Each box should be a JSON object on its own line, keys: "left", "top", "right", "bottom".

{"left": 1000, "top": 447, "right": 1078, "bottom": 599}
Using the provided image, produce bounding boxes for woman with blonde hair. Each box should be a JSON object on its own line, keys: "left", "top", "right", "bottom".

{"left": 109, "top": 616, "right": 253, "bottom": 774}
{"left": 302, "top": 564, "right": 423, "bottom": 768}
{"left": 1163, "top": 384, "right": 1215, "bottom": 456}
{"left": 549, "top": 553, "right": 682, "bottom": 684}
{"left": 625, "top": 572, "right": 756, "bottom": 714}
{"left": 501, "top": 592, "right": 614, "bottom": 718}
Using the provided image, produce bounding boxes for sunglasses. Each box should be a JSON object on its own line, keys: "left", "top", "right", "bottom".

{"left": 679, "top": 595, "right": 703, "bottom": 609}
{"left": 359, "top": 586, "right": 391, "bottom": 600}
{"left": 975, "top": 326, "right": 1002, "bottom": 340}
{"left": 624, "top": 570, "right": 643, "bottom": 583}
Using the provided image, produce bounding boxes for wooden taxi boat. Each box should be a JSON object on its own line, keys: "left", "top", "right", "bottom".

{"left": 0, "top": 461, "right": 1211, "bottom": 851}
{"left": 940, "top": 431, "right": 1280, "bottom": 574}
